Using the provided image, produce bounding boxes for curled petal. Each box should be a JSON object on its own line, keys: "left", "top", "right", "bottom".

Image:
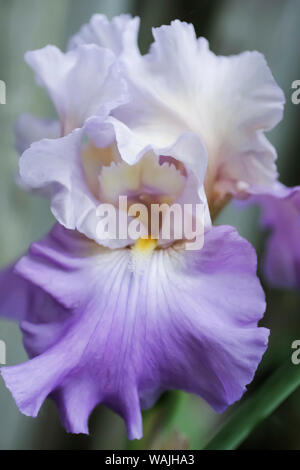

{"left": 19, "top": 130, "right": 135, "bottom": 248}
{"left": 85, "top": 116, "right": 211, "bottom": 230}
{"left": 87, "top": 116, "right": 208, "bottom": 184}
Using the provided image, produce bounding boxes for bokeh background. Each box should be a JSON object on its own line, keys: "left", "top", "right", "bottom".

{"left": 0, "top": 0, "right": 299, "bottom": 450}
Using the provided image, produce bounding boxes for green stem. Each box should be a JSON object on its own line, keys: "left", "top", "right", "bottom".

{"left": 203, "top": 362, "right": 300, "bottom": 450}
{"left": 127, "top": 391, "right": 186, "bottom": 450}
{"left": 160, "top": 391, "right": 187, "bottom": 436}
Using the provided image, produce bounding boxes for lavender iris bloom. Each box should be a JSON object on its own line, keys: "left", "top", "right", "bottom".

{"left": 0, "top": 15, "right": 278, "bottom": 439}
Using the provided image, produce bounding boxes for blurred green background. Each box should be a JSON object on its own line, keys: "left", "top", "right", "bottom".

{"left": 0, "top": 0, "right": 299, "bottom": 450}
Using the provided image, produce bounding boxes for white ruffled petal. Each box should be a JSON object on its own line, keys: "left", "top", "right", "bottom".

{"left": 116, "top": 20, "right": 285, "bottom": 199}
{"left": 25, "top": 44, "right": 128, "bottom": 134}
{"left": 68, "top": 13, "right": 140, "bottom": 57}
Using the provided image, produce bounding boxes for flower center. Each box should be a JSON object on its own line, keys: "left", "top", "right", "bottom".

{"left": 132, "top": 236, "right": 158, "bottom": 253}
{"left": 98, "top": 152, "right": 186, "bottom": 207}
{"left": 81, "top": 144, "right": 202, "bottom": 249}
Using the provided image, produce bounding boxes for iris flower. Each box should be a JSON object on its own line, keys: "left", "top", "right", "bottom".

{"left": 2, "top": 13, "right": 296, "bottom": 439}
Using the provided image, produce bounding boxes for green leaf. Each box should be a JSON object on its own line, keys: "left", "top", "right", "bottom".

{"left": 203, "top": 361, "right": 300, "bottom": 450}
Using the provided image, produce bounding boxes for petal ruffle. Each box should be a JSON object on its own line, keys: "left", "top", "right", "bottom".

{"left": 115, "top": 20, "right": 285, "bottom": 198}
{"left": 68, "top": 13, "right": 140, "bottom": 57}
{"left": 2, "top": 224, "right": 268, "bottom": 439}
{"left": 25, "top": 44, "right": 128, "bottom": 134}
{"left": 88, "top": 117, "right": 207, "bottom": 183}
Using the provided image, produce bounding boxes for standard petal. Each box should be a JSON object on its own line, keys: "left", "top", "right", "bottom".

{"left": 25, "top": 44, "right": 128, "bottom": 134}
{"left": 116, "top": 20, "right": 285, "bottom": 199}
{"left": 2, "top": 224, "right": 268, "bottom": 439}
{"left": 246, "top": 184, "right": 300, "bottom": 288}
{"left": 68, "top": 13, "right": 140, "bottom": 57}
